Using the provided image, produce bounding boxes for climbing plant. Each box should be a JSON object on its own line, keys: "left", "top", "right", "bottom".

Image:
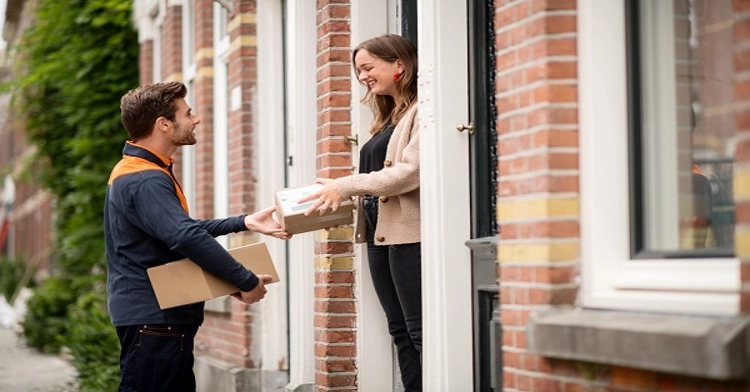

{"left": 9, "top": 0, "right": 138, "bottom": 388}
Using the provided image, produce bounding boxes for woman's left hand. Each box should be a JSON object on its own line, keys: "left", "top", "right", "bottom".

{"left": 298, "top": 178, "right": 345, "bottom": 216}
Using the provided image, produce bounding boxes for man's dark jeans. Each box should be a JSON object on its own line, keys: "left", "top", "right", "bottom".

{"left": 364, "top": 195, "right": 423, "bottom": 392}
{"left": 116, "top": 323, "right": 199, "bottom": 392}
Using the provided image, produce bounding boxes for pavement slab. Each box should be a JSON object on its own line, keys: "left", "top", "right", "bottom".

{"left": 0, "top": 327, "right": 77, "bottom": 392}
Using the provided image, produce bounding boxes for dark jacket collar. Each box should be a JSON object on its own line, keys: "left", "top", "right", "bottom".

{"left": 122, "top": 141, "right": 173, "bottom": 168}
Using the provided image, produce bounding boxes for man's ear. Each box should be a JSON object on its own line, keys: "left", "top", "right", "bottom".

{"left": 155, "top": 116, "right": 171, "bottom": 132}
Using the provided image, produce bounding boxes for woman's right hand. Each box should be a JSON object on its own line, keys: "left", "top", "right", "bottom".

{"left": 297, "top": 177, "right": 346, "bottom": 216}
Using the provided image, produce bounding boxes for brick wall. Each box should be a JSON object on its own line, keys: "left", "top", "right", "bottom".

{"left": 497, "top": 0, "right": 750, "bottom": 390}
{"left": 11, "top": 180, "right": 52, "bottom": 273}
{"left": 736, "top": 0, "right": 750, "bottom": 313}
{"left": 314, "top": 1, "right": 357, "bottom": 391}
{"left": 161, "top": 4, "right": 183, "bottom": 82}
{"left": 191, "top": 0, "right": 215, "bottom": 219}
{"left": 227, "top": 0, "right": 257, "bottom": 215}
{"left": 139, "top": 40, "right": 154, "bottom": 85}
{"left": 194, "top": 0, "right": 261, "bottom": 370}
{"left": 494, "top": 0, "right": 580, "bottom": 388}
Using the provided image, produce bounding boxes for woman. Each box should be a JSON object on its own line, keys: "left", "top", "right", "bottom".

{"left": 300, "top": 33, "right": 422, "bottom": 391}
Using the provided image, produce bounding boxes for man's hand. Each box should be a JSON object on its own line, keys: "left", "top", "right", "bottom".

{"left": 231, "top": 274, "right": 273, "bottom": 304}
{"left": 245, "top": 206, "right": 291, "bottom": 239}
{"left": 297, "top": 178, "right": 345, "bottom": 216}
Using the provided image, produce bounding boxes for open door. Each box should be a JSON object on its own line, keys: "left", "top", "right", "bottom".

{"left": 466, "top": 0, "right": 501, "bottom": 390}
{"left": 418, "top": 1, "right": 474, "bottom": 391}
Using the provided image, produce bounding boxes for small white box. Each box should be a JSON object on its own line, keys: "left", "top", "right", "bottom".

{"left": 275, "top": 184, "right": 354, "bottom": 234}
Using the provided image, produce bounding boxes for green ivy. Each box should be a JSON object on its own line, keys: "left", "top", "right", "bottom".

{"left": 10, "top": 0, "right": 139, "bottom": 388}
{"left": 67, "top": 276, "right": 121, "bottom": 392}
{"left": 0, "top": 255, "right": 35, "bottom": 302}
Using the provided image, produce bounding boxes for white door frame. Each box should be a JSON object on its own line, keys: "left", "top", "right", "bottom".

{"left": 257, "top": 0, "right": 292, "bottom": 386}
{"left": 417, "top": 0, "right": 474, "bottom": 390}
{"left": 277, "top": 0, "right": 318, "bottom": 388}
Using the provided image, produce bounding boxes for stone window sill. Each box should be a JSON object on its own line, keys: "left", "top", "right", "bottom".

{"left": 528, "top": 307, "right": 750, "bottom": 380}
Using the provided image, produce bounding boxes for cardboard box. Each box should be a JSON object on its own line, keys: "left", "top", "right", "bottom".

{"left": 275, "top": 183, "right": 354, "bottom": 234}
{"left": 147, "top": 242, "right": 279, "bottom": 310}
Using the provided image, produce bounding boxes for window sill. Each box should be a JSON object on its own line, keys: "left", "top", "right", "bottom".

{"left": 528, "top": 307, "right": 750, "bottom": 380}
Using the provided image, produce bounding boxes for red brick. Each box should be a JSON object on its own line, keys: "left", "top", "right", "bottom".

{"left": 736, "top": 203, "right": 750, "bottom": 224}
{"left": 611, "top": 366, "right": 657, "bottom": 389}
{"left": 314, "top": 300, "right": 356, "bottom": 313}
{"left": 316, "top": 358, "right": 356, "bottom": 373}
{"left": 314, "top": 343, "right": 356, "bottom": 357}
{"left": 315, "top": 373, "right": 356, "bottom": 388}
{"left": 316, "top": 139, "right": 353, "bottom": 154}
{"left": 531, "top": 0, "right": 576, "bottom": 12}
{"left": 315, "top": 271, "right": 355, "bottom": 284}
{"left": 314, "top": 285, "right": 353, "bottom": 299}
{"left": 314, "top": 314, "right": 355, "bottom": 328}
{"left": 314, "top": 329, "right": 355, "bottom": 343}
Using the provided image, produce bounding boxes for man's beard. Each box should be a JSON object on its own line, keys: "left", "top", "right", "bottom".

{"left": 172, "top": 125, "right": 197, "bottom": 146}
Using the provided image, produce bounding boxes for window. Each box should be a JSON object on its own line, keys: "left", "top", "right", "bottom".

{"left": 579, "top": 0, "right": 739, "bottom": 316}
{"left": 631, "top": 0, "right": 735, "bottom": 257}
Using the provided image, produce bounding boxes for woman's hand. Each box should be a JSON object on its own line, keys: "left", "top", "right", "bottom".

{"left": 297, "top": 178, "right": 345, "bottom": 216}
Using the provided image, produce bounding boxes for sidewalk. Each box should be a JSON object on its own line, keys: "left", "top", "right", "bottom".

{"left": 0, "top": 327, "right": 77, "bottom": 392}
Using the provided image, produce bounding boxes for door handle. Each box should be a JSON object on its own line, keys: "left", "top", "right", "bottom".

{"left": 345, "top": 134, "right": 359, "bottom": 146}
{"left": 456, "top": 123, "right": 475, "bottom": 135}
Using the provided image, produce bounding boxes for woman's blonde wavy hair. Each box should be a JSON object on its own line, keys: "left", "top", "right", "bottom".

{"left": 353, "top": 34, "right": 418, "bottom": 135}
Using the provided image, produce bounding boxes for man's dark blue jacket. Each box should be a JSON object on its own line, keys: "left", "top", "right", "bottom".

{"left": 104, "top": 142, "right": 258, "bottom": 326}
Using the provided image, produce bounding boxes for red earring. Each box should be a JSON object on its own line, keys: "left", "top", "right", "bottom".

{"left": 393, "top": 72, "right": 402, "bottom": 82}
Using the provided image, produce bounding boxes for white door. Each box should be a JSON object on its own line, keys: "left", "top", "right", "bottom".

{"left": 418, "top": 1, "right": 474, "bottom": 391}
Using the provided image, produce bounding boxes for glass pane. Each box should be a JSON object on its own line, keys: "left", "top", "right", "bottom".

{"left": 639, "top": 0, "right": 735, "bottom": 253}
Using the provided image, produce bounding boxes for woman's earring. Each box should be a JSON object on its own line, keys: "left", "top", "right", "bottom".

{"left": 393, "top": 72, "right": 402, "bottom": 82}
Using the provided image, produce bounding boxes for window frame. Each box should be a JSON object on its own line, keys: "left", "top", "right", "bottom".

{"left": 180, "top": 0, "right": 197, "bottom": 220}
{"left": 212, "top": 1, "right": 229, "bottom": 236}
{"left": 578, "top": 0, "right": 739, "bottom": 317}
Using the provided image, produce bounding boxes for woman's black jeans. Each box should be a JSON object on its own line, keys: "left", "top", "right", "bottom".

{"left": 364, "top": 195, "right": 423, "bottom": 392}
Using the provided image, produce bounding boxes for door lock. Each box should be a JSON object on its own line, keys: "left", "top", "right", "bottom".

{"left": 456, "top": 123, "right": 475, "bottom": 135}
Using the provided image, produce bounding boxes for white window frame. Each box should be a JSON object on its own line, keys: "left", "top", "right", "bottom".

{"left": 256, "top": 0, "right": 291, "bottom": 383}
{"left": 181, "top": 0, "right": 197, "bottom": 219}
{"left": 578, "top": 0, "right": 740, "bottom": 317}
{"left": 212, "top": 1, "right": 229, "bottom": 248}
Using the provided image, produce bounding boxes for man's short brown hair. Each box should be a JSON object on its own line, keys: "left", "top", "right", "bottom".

{"left": 120, "top": 81, "right": 187, "bottom": 141}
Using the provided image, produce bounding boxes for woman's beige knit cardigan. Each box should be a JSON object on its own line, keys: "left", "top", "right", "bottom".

{"left": 336, "top": 104, "right": 420, "bottom": 245}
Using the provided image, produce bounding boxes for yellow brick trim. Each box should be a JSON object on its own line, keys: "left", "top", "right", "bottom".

{"left": 163, "top": 73, "right": 183, "bottom": 82}
{"left": 736, "top": 228, "right": 750, "bottom": 258}
{"left": 194, "top": 48, "right": 214, "bottom": 62}
{"left": 734, "top": 169, "right": 750, "bottom": 200}
{"left": 228, "top": 12, "right": 256, "bottom": 32}
{"left": 194, "top": 65, "right": 214, "bottom": 79}
{"left": 498, "top": 242, "right": 579, "bottom": 262}
{"left": 229, "top": 35, "right": 257, "bottom": 52}
{"left": 315, "top": 256, "right": 354, "bottom": 270}
{"left": 317, "top": 227, "right": 354, "bottom": 241}
{"left": 496, "top": 197, "right": 579, "bottom": 221}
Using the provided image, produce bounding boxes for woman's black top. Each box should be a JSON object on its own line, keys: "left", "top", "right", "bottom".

{"left": 359, "top": 123, "right": 395, "bottom": 175}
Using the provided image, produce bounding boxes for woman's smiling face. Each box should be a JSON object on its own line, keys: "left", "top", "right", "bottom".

{"left": 354, "top": 49, "right": 402, "bottom": 99}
